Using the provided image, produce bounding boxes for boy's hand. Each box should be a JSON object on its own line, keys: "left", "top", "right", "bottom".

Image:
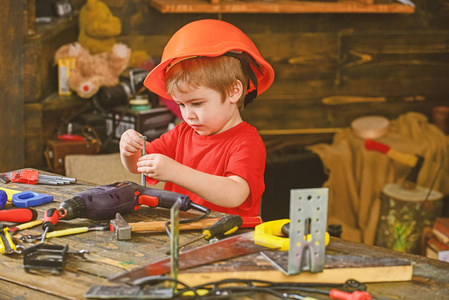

{"left": 137, "top": 153, "right": 180, "bottom": 183}
{"left": 120, "top": 129, "right": 144, "bottom": 157}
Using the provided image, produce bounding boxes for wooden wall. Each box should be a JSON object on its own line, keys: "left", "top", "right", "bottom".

{"left": 108, "top": 0, "right": 449, "bottom": 147}
{"left": 0, "top": 1, "right": 24, "bottom": 171}
{"left": 1, "top": 0, "right": 449, "bottom": 171}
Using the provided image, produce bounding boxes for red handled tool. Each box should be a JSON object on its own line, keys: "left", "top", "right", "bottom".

{"left": 329, "top": 289, "right": 372, "bottom": 300}
{"left": 57, "top": 134, "right": 85, "bottom": 141}
{"left": 0, "top": 208, "right": 38, "bottom": 223}
{"left": 11, "top": 169, "right": 39, "bottom": 184}
{"left": 41, "top": 208, "right": 61, "bottom": 243}
{"left": 9, "top": 170, "right": 76, "bottom": 186}
{"left": 364, "top": 139, "right": 418, "bottom": 167}
{"left": 364, "top": 139, "right": 424, "bottom": 189}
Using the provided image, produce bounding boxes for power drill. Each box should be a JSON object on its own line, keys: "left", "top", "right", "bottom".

{"left": 58, "top": 181, "right": 209, "bottom": 220}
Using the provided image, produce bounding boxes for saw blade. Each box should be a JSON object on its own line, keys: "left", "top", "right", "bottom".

{"left": 108, "top": 231, "right": 267, "bottom": 284}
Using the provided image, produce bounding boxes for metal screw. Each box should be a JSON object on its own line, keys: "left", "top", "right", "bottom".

{"left": 140, "top": 136, "right": 147, "bottom": 186}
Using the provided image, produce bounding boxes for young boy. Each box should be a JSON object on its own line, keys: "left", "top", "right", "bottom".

{"left": 120, "top": 19, "right": 274, "bottom": 217}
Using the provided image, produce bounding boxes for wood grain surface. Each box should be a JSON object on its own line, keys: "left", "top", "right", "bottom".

{"left": 0, "top": 171, "right": 449, "bottom": 299}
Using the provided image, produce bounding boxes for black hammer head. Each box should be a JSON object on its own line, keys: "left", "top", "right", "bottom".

{"left": 110, "top": 213, "right": 131, "bottom": 240}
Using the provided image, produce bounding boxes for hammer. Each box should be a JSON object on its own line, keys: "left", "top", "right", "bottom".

{"left": 110, "top": 213, "right": 263, "bottom": 240}
{"left": 364, "top": 139, "right": 424, "bottom": 189}
{"left": 111, "top": 213, "right": 221, "bottom": 240}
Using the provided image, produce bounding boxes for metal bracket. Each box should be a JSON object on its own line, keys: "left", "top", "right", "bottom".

{"left": 170, "top": 200, "right": 180, "bottom": 293}
{"left": 287, "top": 187, "right": 328, "bottom": 275}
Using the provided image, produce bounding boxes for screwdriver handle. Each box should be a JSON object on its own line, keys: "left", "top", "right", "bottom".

{"left": 0, "top": 190, "right": 7, "bottom": 210}
{"left": 202, "top": 215, "right": 243, "bottom": 240}
{"left": 329, "top": 289, "right": 372, "bottom": 300}
{"left": 170, "top": 215, "right": 244, "bottom": 254}
{"left": 42, "top": 208, "right": 60, "bottom": 232}
{"left": 0, "top": 208, "right": 38, "bottom": 223}
{"left": 46, "top": 227, "right": 89, "bottom": 239}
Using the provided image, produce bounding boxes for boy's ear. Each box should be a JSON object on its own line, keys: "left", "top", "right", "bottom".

{"left": 229, "top": 80, "right": 243, "bottom": 104}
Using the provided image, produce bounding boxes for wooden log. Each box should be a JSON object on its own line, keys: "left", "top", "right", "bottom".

{"left": 375, "top": 183, "right": 444, "bottom": 254}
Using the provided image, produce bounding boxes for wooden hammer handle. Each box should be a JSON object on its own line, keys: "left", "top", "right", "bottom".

{"left": 129, "top": 218, "right": 220, "bottom": 232}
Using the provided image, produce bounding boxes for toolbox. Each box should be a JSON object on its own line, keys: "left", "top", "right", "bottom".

{"left": 105, "top": 106, "right": 175, "bottom": 144}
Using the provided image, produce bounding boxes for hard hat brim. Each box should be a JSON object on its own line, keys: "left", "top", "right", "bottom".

{"left": 143, "top": 19, "right": 274, "bottom": 101}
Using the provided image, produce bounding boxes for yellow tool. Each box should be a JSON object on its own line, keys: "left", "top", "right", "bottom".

{"left": 0, "top": 187, "right": 21, "bottom": 202}
{"left": 0, "top": 226, "right": 17, "bottom": 254}
{"left": 10, "top": 219, "right": 44, "bottom": 232}
{"left": 254, "top": 219, "right": 330, "bottom": 251}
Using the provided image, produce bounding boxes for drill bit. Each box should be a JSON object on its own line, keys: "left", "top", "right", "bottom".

{"left": 140, "top": 136, "right": 147, "bottom": 187}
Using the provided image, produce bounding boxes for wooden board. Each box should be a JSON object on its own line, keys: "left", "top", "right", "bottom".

{"left": 150, "top": 0, "right": 415, "bottom": 14}
{"left": 178, "top": 250, "right": 413, "bottom": 286}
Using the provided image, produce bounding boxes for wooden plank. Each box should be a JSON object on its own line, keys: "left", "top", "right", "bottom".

{"left": 118, "top": 32, "right": 339, "bottom": 80}
{"left": 178, "top": 252, "right": 413, "bottom": 286}
{"left": 24, "top": 103, "right": 44, "bottom": 168}
{"left": 0, "top": 1, "right": 24, "bottom": 172}
{"left": 150, "top": 0, "right": 415, "bottom": 14}
{"left": 244, "top": 95, "right": 449, "bottom": 130}
{"left": 0, "top": 279, "right": 63, "bottom": 300}
{"left": 338, "top": 31, "right": 449, "bottom": 86}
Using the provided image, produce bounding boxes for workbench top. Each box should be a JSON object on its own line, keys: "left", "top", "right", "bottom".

{"left": 1, "top": 174, "right": 449, "bottom": 299}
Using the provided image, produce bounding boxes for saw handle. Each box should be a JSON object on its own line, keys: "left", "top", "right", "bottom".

{"left": 329, "top": 289, "right": 372, "bottom": 300}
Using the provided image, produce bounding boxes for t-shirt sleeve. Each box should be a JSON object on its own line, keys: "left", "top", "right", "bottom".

{"left": 224, "top": 135, "right": 266, "bottom": 211}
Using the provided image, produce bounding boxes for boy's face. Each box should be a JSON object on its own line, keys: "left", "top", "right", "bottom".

{"left": 171, "top": 84, "right": 242, "bottom": 136}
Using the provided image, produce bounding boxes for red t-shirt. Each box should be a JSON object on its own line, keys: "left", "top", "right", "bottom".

{"left": 145, "top": 121, "right": 266, "bottom": 217}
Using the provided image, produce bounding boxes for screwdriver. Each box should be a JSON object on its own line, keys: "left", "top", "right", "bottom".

{"left": 41, "top": 208, "right": 61, "bottom": 243}
{"left": 169, "top": 215, "right": 243, "bottom": 254}
{"left": 0, "top": 207, "right": 38, "bottom": 223}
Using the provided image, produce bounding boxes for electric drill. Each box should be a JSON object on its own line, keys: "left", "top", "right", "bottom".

{"left": 58, "top": 181, "right": 209, "bottom": 220}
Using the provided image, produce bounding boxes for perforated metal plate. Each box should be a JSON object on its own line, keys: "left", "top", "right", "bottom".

{"left": 170, "top": 200, "right": 180, "bottom": 292}
{"left": 288, "top": 188, "right": 328, "bottom": 275}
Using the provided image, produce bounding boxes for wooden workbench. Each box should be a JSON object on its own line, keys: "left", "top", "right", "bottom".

{"left": 1, "top": 173, "right": 449, "bottom": 299}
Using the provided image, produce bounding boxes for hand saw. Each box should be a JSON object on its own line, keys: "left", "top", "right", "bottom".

{"left": 108, "top": 231, "right": 268, "bottom": 285}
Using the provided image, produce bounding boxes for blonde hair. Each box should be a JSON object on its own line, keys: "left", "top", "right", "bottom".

{"left": 165, "top": 56, "right": 248, "bottom": 109}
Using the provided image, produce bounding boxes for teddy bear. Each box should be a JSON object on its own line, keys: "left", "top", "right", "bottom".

{"left": 54, "top": 42, "right": 131, "bottom": 98}
{"left": 78, "top": 0, "right": 122, "bottom": 55}
{"left": 76, "top": 0, "right": 150, "bottom": 68}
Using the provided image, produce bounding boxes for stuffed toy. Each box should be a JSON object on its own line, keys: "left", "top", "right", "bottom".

{"left": 78, "top": 0, "right": 122, "bottom": 55}
{"left": 54, "top": 42, "right": 131, "bottom": 98}
{"left": 77, "top": 0, "right": 150, "bottom": 69}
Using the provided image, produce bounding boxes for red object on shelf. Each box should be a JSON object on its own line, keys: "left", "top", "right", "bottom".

{"left": 57, "top": 134, "right": 85, "bottom": 141}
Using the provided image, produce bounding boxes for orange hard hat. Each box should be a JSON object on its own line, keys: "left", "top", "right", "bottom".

{"left": 143, "top": 19, "right": 274, "bottom": 107}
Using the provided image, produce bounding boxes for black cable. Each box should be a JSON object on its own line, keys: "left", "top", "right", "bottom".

{"left": 203, "top": 286, "right": 289, "bottom": 300}
{"left": 134, "top": 277, "right": 367, "bottom": 299}
{"left": 134, "top": 275, "right": 201, "bottom": 299}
